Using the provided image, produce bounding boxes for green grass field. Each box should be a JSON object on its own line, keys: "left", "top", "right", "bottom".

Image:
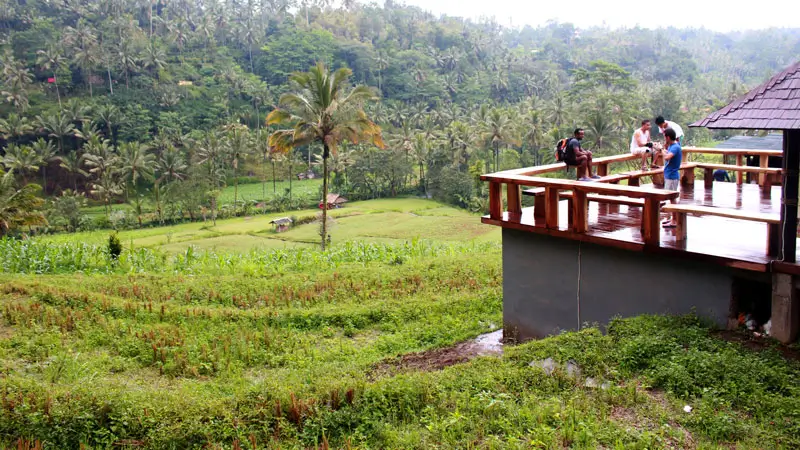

{"left": 2, "top": 197, "right": 799, "bottom": 448}
{"left": 42, "top": 198, "right": 501, "bottom": 253}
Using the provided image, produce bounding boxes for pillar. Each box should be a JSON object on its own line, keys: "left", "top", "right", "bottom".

{"left": 780, "top": 130, "right": 799, "bottom": 263}
{"left": 771, "top": 273, "right": 799, "bottom": 343}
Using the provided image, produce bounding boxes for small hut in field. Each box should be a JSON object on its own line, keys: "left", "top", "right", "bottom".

{"left": 270, "top": 217, "right": 293, "bottom": 232}
{"left": 319, "top": 194, "right": 348, "bottom": 210}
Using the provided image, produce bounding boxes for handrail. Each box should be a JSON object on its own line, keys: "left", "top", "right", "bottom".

{"left": 683, "top": 146, "right": 782, "bottom": 156}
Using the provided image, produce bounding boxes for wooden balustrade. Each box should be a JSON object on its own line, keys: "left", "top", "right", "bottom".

{"left": 482, "top": 173, "right": 679, "bottom": 247}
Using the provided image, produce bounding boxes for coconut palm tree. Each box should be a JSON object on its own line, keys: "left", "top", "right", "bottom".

{"left": 0, "top": 113, "right": 33, "bottom": 144}
{"left": 31, "top": 138, "right": 58, "bottom": 194}
{"left": 58, "top": 151, "right": 88, "bottom": 192}
{"left": 0, "top": 169, "right": 46, "bottom": 236}
{"left": 94, "top": 103, "right": 122, "bottom": 144}
{"left": 223, "top": 123, "right": 250, "bottom": 208}
{"left": 154, "top": 146, "right": 187, "bottom": 223}
{"left": 118, "top": 141, "right": 155, "bottom": 201}
{"left": 267, "top": 62, "right": 384, "bottom": 250}
{"left": 1, "top": 144, "right": 40, "bottom": 185}
{"left": 36, "top": 113, "right": 76, "bottom": 153}
{"left": 482, "top": 108, "right": 518, "bottom": 172}
{"left": 36, "top": 44, "right": 67, "bottom": 108}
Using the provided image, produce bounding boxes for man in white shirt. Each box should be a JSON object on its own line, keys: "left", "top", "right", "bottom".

{"left": 630, "top": 119, "right": 655, "bottom": 171}
{"left": 655, "top": 116, "right": 684, "bottom": 144}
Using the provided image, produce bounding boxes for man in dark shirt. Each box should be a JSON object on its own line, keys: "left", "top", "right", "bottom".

{"left": 564, "top": 128, "right": 599, "bottom": 181}
{"left": 713, "top": 169, "right": 731, "bottom": 182}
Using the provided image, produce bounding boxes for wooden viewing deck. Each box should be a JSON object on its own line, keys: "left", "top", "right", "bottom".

{"left": 483, "top": 182, "right": 793, "bottom": 272}
{"left": 480, "top": 146, "right": 795, "bottom": 274}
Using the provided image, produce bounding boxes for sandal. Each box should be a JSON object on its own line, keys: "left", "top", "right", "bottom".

{"left": 663, "top": 223, "right": 677, "bottom": 229}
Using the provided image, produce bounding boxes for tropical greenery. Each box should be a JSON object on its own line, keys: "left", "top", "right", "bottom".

{"left": 0, "top": 0, "right": 797, "bottom": 239}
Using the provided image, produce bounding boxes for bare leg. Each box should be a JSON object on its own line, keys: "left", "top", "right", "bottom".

{"left": 585, "top": 153, "right": 594, "bottom": 177}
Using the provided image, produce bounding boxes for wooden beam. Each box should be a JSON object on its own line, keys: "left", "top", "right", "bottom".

{"left": 545, "top": 187, "right": 560, "bottom": 229}
{"left": 661, "top": 204, "right": 780, "bottom": 224}
{"left": 507, "top": 183, "right": 522, "bottom": 216}
{"left": 481, "top": 173, "right": 680, "bottom": 202}
{"left": 704, "top": 167, "right": 714, "bottom": 190}
{"left": 736, "top": 154, "right": 744, "bottom": 185}
{"left": 642, "top": 198, "right": 661, "bottom": 247}
{"left": 489, "top": 181, "right": 502, "bottom": 220}
{"left": 683, "top": 146, "right": 783, "bottom": 157}
{"left": 572, "top": 190, "right": 588, "bottom": 233}
{"left": 781, "top": 129, "right": 800, "bottom": 263}
{"left": 675, "top": 210, "right": 687, "bottom": 241}
{"left": 759, "top": 154, "right": 768, "bottom": 186}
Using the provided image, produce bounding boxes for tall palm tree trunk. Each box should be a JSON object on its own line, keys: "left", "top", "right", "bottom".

{"left": 272, "top": 160, "right": 276, "bottom": 194}
{"left": 321, "top": 144, "right": 330, "bottom": 251}
{"left": 289, "top": 159, "right": 293, "bottom": 201}
{"left": 54, "top": 74, "right": 62, "bottom": 108}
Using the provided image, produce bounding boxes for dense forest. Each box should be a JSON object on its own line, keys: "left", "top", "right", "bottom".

{"left": 0, "top": 0, "right": 799, "bottom": 235}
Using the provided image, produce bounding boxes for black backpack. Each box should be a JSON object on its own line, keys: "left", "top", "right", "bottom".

{"left": 554, "top": 137, "right": 573, "bottom": 162}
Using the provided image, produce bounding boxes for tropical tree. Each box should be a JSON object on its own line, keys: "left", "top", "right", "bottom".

{"left": 154, "top": 146, "right": 187, "bottom": 223}
{"left": 1, "top": 144, "right": 40, "bottom": 185}
{"left": 0, "top": 169, "right": 46, "bottom": 236}
{"left": 223, "top": 123, "right": 250, "bottom": 208}
{"left": 118, "top": 141, "right": 155, "bottom": 201}
{"left": 0, "top": 114, "right": 33, "bottom": 144}
{"left": 58, "top": 151, "right": 88, "bottom": 192}
{"left": 36, "top": 44, "right": 67, "bottom": 108}
{"left": 31, "top": 138, "right": 58, "bottom": 193}
{"left": 267, "top": 62, "right": 384, "bottom": 250}
{"left": 482, "top": 108, "right": 518, "bottom": 172}
{"left": 36, "top": 113, "right": 76, "bottom": 153}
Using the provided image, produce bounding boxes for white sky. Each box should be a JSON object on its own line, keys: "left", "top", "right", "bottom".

{"left": 396, "top": 0, "right": 800, "bottom": 33}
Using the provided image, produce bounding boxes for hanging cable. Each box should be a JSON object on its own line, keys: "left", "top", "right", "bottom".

{"left": 577, "top": 241, "right": 582, "bottom": 329}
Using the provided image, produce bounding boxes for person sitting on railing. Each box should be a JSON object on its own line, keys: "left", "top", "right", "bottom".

{"left": 630, "top": 119, "right": 657, "bottom": 171}
{"left": 564, "top": 128, "right": 601, "bottom": 181}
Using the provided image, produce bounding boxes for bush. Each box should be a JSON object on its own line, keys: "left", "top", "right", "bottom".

{"left": 108, "top": 233, "right": 122, "bottom": 261}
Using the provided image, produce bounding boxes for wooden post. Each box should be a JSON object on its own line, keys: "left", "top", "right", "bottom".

{"left": 736, "top": 154, "right": 744, "bottom": 185}
{"left": 704, "top": 168, "right": 714, "bottom": 190}
{"left": 642, "top": 197, "right": 661, "bottom": 247}
{"left": 597, "top": 163, "right": 608, "bottom": 177}
{"left": 682, "top": 166, "right": 695, "bottom": 186}
{"left": 768, "top": 223, "right": 780, "bottom": 257}
{"left": 544, "top": 187, "right": 560, "bottom": 229}
{"left": 507, "top": 183, "right": 521, "bottom": 217}
{"left": 772, "top": 273, "right": 799, "bottom": 344}
{"left": 572, "top": 190, "right": 588, "bottom": 233}
{"left": 533, "top": 190, "right": 546, "bottom": 221}
{"left": 489, "top": 182, "right": 502, "bottom": 220}
{"left": 675, "top": 211, "right": 687, "bottom": 241}
{"left": 780, "top": 129, "right": 799, "bottom": 263}
{"left": 628, "top": 177, "right": 640, "bottom": 187}
{"left": 759, "top": 154, "right": 768, "bottom": 186}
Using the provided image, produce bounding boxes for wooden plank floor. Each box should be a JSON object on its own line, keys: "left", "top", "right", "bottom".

{"left": 487, "top": 181, "right": 797, "bottom": 269}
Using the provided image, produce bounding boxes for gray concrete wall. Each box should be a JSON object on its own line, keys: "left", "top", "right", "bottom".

{"left": 502, "top": 228, "right": 735, "bottom": 342}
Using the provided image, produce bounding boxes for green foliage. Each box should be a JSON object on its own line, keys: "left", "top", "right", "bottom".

{"left": 107, "top": 232, "right": 122, "bottom": 261}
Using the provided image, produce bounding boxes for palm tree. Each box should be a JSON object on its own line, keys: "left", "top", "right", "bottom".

{"left": 411, "top": 133, "right": 430, "bottom": 194}
{"left": 36, "top": 113, "right": 76, "bottom": 153}
{"left": 223, "top": 123, "right": 250, "bottom": 208}
{"left": 585, "top": 111, "right": 617, "bottom": 153}
{"left": 31, "top": 138, "right": 58, "bottom": 194}
{"left": 0, "top": 170, "right": 46, "bottom": 237}
{"left": 0, "top": 113, "right": 33, "bottom": 144}
{"left": 36, "top": 44, "right": 66, "bottom": 108}
{"left": 118, "top": 141, "right": 155, "bottom": 202}
{"left": 142, "top": 42, "right": 167, "bottom": 83}
{"left": 482, "top": 108, "right": 518, "bottom": 172}
{"left": 94, "top": 103, "right": 121, "bottom": 144}
{"left": 117, "top": 41, "right": 139, "bottom": 89}
{"left": 154, "top": 146, "right": 187, "bottom": 223}
{"left": 1, "top": 144, "right": 40, "bottom": 185}
{"left": 58, "top": 151, "right": 88, "bottom": 192}
{"left": 267, "top": 62, "right": 384, "bottom": 250}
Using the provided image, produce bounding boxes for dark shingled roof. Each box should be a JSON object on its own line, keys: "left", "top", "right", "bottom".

{"left": 691, "top": 61, "right": 800, "bottom": 130}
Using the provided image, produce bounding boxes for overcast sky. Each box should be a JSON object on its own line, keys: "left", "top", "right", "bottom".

{"left": 396, "top": 0, "right": 800, "bottom": 33}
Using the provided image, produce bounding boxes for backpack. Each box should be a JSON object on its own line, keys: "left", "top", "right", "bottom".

{"left": 554, "top": 137, "right": 572, "bottom": 162}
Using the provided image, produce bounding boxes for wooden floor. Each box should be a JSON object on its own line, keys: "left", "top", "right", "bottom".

{"left": 485, "top": 181, "right": 797, "bottom": 270}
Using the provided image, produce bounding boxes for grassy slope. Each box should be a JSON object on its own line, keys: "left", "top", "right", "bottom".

{"left": 0, "top": 250, "right": 798, "bottom": 448}
{"left": 42, "top": 198, "right": 501, "bottom": 252}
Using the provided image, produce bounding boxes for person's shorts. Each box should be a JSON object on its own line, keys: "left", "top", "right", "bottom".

{"left": 664, "top": 178, "right": 679, "bottom": 191}
{"left": 563, "top": 155, "right": 579, "bottom": 166}
{"left": 631, "top": 147, "right": 650, "bottom": 155}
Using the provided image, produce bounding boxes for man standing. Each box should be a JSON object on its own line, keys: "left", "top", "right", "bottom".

{"left": 655, "top": 116, "right": 684, "bottom": 144}
{"left": 564, "top": 128, "right": 600, "bottom": 181}
{"left": 661, "top": 128, "right": 682, "bottom": 229}
{"left": 630, "top": 119, "right": 655, "bottom": 171}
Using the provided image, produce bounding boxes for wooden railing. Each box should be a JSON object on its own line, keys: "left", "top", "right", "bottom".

{"left": 481, "top": 146, "right": 785, "bottom": 250}
{"left": 482, "top": 173, "right": 679, "bottom": 246}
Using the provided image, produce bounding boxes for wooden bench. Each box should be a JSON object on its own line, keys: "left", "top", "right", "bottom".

{"left": 694, "top": 163, "right": 783, "bottom": 189}
{"left": 662, "top": 203, "right": 780, "bottom": 256}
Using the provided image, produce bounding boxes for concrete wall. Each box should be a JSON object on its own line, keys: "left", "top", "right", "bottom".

{"left": 502, "top": 228, "right": 736, "bottom": 342}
